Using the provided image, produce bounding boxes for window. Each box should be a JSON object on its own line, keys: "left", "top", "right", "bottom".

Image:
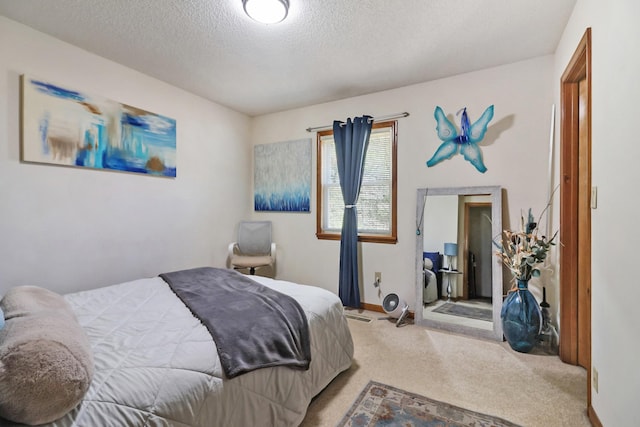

{"left": 316, "top": 120, "right": 397, "bottom": 244}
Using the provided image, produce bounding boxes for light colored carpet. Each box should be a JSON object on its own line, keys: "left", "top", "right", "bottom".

{"left": 301, "top": 310, "right": 590, "bottom": 427}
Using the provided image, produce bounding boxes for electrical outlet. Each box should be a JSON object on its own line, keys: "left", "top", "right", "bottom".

{"left": 374, "top": 272, "right": 382, "bottom": 286}
{"left": 592, "top": 367, "right": 599, "bottom": 393}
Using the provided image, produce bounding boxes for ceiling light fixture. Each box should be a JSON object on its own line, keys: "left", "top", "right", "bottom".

{"left": 242, "top": 0, "right": 289, "bottom": 24}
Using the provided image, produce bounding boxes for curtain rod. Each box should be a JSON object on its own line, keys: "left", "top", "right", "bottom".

{"left": 305, "top": 112, "right": 410, "bottom": 133}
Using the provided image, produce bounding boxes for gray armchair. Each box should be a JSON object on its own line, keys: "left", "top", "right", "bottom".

{"left": 228, "top": 221, "right": 276, "bottom": 276}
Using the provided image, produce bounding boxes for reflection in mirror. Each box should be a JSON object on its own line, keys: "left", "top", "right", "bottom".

{"left": 415, "top": 186, "right": 503, "bottom": 341}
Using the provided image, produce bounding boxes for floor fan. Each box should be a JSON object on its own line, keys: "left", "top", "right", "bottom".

{"left": 381, "top": 293, "right": 410, "bottom": 327}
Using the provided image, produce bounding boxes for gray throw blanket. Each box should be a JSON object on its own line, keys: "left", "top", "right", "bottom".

{"left": 159, "top": 267, "right": 311, "bottom": 378}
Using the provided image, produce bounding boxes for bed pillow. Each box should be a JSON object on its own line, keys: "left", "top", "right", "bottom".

{"left": 423, "top": 251, "right": 441, "bottom": 273}
{"left": 0, "top": 286, "right": 94, "bottom": 425}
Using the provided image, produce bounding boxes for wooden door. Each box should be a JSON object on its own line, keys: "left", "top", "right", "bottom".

{"left": 577, "top": 78, "right": 591, "bottom": 369}
{"left": 560, "top": 27, "right": 592, "bottom": 406}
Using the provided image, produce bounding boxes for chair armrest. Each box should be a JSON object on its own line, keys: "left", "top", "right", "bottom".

{"left": 228, "top": 242, "right": 239, "bottom": 258}
{"left": 270, "top": 243, "right": 277, "bottom": 263}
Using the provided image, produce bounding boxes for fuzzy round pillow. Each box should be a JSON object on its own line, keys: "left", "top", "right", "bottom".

{"left": 0, "top": 286, "right": 94, "bottom": 425}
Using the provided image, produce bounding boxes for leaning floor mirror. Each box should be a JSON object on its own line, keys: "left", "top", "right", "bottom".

{"left": 415, "top": 186, "right": 504, "bottom": 341}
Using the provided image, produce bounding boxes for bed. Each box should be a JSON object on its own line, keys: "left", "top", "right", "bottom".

{"left": 0, "top": 268, "right": 354, "bottom": 427}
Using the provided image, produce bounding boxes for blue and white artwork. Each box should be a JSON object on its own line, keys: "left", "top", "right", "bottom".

{"left": 426, "top": 105, "right": 494, "bottom": 173}
{"left": 21, "top": 75, "right": 177, "bottom": 177}
{"left": 254, "top": 139, "right": 311, "bottom": 212}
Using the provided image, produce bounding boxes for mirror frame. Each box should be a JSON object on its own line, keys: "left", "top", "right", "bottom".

{"left": 415, "top": 185, "right": 503, "bottom": 341}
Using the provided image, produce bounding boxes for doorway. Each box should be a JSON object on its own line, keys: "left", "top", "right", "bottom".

{"left": 559, "top": 28, "right": 592, "bottom": 406}
{"left": 464, "top": 203, "right": 492, "bottom": 301}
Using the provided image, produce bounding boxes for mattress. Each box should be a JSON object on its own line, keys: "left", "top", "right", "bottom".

{"left": 23, "top": 275, "right": 353, "bottom": 427}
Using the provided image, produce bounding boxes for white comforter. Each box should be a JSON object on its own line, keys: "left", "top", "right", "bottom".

{"left": 39, "top": 275, "right": 353, "bottom": 427}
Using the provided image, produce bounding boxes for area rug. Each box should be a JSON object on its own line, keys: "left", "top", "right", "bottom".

{"left": 432, "top": 302, "right": 492, "bottom": 322}
{"left": 338, "top": 381, "right": 520, "bottom": 427}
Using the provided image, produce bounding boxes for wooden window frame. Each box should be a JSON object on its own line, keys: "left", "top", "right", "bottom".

{"left": 315, "top": 120, "right": 398, "bottom": 244}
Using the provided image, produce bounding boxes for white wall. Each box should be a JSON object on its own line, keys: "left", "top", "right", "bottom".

{"left": 0, "top": 17, "right": 252, "bottom": 295}
{"left": 554, "top": 1, "right": 640, "bottom": 425}
{"left": 250, "top": 55, "right": 555, "bottom": 310}
{"left": 423, "top": 194, "right": 458, "bottom": 255}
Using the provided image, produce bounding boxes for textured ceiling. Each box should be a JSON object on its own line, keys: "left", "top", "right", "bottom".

{"left": 0, "top": 0, "right": 576, "bottom": 116}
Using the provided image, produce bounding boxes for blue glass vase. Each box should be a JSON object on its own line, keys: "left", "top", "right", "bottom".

{"left": 501, "top": 280, "right": 542, "bottom": 353}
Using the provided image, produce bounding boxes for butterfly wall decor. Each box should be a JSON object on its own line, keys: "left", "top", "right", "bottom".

{"left": 426, "top": 105, "right": 494, "bottom": 173}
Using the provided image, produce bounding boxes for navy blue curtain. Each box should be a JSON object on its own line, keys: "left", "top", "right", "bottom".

{"left": 333, "top": 116, "right": 373, "bottom": 308}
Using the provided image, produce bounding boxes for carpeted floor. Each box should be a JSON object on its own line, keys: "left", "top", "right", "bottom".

{"left": 338, "top": 380, "right": 521, "bottom": 426}
{"left": 300, "top": 309, "right": 591, "bottom": 427}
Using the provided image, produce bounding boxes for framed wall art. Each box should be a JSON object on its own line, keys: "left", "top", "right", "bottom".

{"left": 254, "top": 139, "right": 311, "bottom": 212}
{"left": 21, "top": 75, "right": 177, "bottom": 177}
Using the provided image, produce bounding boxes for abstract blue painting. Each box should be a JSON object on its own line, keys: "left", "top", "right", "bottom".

{"left": 21, "top": 75, "right": 177, "bottom": 177}
{"left": 254, "top": 139, "right": 311, "bottom": 212}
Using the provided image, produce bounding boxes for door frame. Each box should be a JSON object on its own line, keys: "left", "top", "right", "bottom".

{"left": 559, "top": 27, "right": 592, "bottom": 404}
{"left": 462, "top": 202, "right": 492, "bottom": 300}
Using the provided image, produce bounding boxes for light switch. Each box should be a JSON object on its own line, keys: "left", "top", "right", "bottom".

{"left": 591, "top": 186, "right": 597, "bottom": 209}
